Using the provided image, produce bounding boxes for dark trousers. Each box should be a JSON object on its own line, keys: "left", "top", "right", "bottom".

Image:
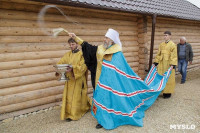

{"left": 178, "top": 59, "right": 188, "bottom": 82}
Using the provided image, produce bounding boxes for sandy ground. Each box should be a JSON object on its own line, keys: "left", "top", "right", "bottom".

{"left": 0, "top": 69, "right": 200, "bottom": 133}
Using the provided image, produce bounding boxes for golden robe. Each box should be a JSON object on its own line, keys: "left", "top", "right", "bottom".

{"left": 57, "top": 50, "right": 90, "bottom": 120}
{"left": 154, "top": 40, "right": 177, "bottom": 93}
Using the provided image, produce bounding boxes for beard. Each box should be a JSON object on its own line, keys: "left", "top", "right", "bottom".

{"left": 103, "top": 41, "right": 113, "bottom": 49}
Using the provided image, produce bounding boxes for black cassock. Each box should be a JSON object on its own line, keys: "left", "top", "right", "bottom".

{"left": 81, "top": 41, "right": 98, "bottom": 89}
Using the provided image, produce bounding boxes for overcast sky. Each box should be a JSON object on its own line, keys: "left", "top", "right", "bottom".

{"left": 186, "top": 0, "right": 200, "bottom": 8}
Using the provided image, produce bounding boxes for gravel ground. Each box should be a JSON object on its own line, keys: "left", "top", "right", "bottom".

{"left": 0, "top": 69, "right": 200, "bottom": 133}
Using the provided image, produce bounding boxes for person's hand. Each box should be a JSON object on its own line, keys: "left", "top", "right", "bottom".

{"left": 153, "top": 62, "right": 158, "bottom": 66}
{"left": 66, "top": 66, "right": 73, "bottom": 72}
{"left": 189, "top": 61, "right": 192, "bottom": 65}
{"left": 171, "top": 65, "right": 176, "bottom": 69}
{"left": 68, "top": 33, "right": 76, "bottom": 39}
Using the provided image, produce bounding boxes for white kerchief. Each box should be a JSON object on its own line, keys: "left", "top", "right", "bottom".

{"left": 105, "top": 28, "right": 122, "bottom": 48}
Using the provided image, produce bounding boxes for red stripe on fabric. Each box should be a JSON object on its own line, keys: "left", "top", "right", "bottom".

{"left": 166, "top": 67, "right": 173, "bottom": 77}
{"left": 147, "top": 71, "right": 157, "bottom": 85}
{"left": 98, "top": 82, "right": 155, "bottom": 97}
{"left": 145, "top": 65, "right": 155, "bottom": 83}
{"left": 93, "top": 96, "right": 153, "bottom": 117}
{"left": 102, "top": 62, "right": 142, "bottom": 81}
{"left": 156, "top": 78, "right": 164, "bottom": 91}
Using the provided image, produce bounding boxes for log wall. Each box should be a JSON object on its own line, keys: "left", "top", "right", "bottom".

{"left": 0, "top": 0, "right": 139, "bottom": 120}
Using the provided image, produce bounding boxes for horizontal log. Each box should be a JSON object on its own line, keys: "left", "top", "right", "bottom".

{"left": 189, "top": 64, "right": 200, "bottom": 68}
{"left": 0, "top": 48, "right": 139, "bottom": 63}
{"left": 148, "top": 25, "right": 200, "bottom": 32}
{"left": 138, "top": 69, "right": 147, "bottom": 74}
{"left": 0, "top": 65, "right": 55, "bottom": 79}
{"left": 190, "top": 60, "right": 200, "bottom": 64}
{"left": 0, "top": 52, "right": 138, "bottom": 71}
{"left": 0, "top": 86, "right": 63, "bottom": 107}
{"left": 138, "top": 48, "right": 148, "bottom": 55}
{"left": 0, "top": 50, "right": 66, "bottom": 62}
{"left": 0, "top": 43, "right": 69, "bottom": 53}
{"left": 123, "top": 47, "right": 139, "bottom": 52}
{"left": 0, "top": 41, "right": 138, "bottom": 54}
{"left": 139, "top": 60, "right": 150, "bottom": 64}
{"left": 128, "top": 62, "right": 139, "bottom": 67}
{"left": 0, "top": 27, "right": 137, "bottom": 36}
{"left": 148, "top": 39, "right": 200, "bottom": 44}
{"left": 126, "top": 57, "right": 139, "bottom": 62}
{"left": 0, "top": 94, "right": 62, "bottom": 114}
{"left": 147, "top": 28, "right": 200, "bottom": 35}
{"left": 147, "top": 36, "right": 200, "bottom": 41}
{"left": 138, "top": 54, "right": 148, "bottom": 59}
{"left": 0, "top": 35, "right": 138, "bottom": 43}
{"left": 147, "top": 32, "right": 200, "bottom": 37}
{"left": 0, "top": 19, "right": 137, "bottom": 31}
{"left": 189, "top": 43, "right": 200, "bottom": 46}
{"left": 193, "top": 56, "right": 200, "bottom": 59}
{"left": 0, "top": 58, "right": 59, "bottom": 70}
{"left": 150, "top": 37, "right": 200, "bottom": 42}
{"left": 148, "top": 50, "right": 200, "bottom": 55}
{"left": 0, "top": 80, "right": 64, "bottom": 96}
{"left": 0, "top": 72, "right": 56, "bottom": 89}
{"left": 124, "top": 52, "right": 139, "bottom": 57}
{"left": 0, "top": 9, "right": 136, "bottom": 26}
{"left": 138, "top": 64, "right": 148, "bottom": 70}
{"left": 148, "top": 46, "right": 200, "bottom": 52}
{"left": 132, "top": 67, "right": 139, "bottom": 72}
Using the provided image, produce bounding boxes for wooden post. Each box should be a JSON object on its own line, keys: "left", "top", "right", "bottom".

{"left": 148, "top": 14, "right": 157, "bottom": 71}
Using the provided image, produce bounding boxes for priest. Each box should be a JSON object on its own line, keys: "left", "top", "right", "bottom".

{"left": 154, "top": 31, "right": 177, "bottom": 98}
{"left": 56, "top": 38, "right": 90, "bottom": 122}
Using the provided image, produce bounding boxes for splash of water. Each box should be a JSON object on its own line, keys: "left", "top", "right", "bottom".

{"left": 37, "top": 5, "right": 81, "bottom": 37}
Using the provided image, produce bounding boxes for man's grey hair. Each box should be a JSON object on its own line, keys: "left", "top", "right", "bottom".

{"left": 180, "top": 36, "right": 186, "bottom": 41}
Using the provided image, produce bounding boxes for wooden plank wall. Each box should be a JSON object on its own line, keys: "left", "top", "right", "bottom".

{"left": 0, "top": 0, "right": 139, "bottom": 119}
{"left": 147, "top": 17, "right": 200, "bottom": 71}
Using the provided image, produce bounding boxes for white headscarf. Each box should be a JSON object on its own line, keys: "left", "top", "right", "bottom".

{"left": 105, "top": 28, "right": 122, "bottom": 48}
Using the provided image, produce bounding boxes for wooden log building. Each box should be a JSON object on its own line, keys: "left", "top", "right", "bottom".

{"left": 0, "top": 0, "right": 200, "bottom": 120}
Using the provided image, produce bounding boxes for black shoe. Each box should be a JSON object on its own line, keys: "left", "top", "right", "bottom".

{"left": 181, "top": 81, "right": 185, "bottom": 84}
{"left": 163, "top": 93, "right": 171, "bottom": 99}
{"left": 66, "top": 118, "right": 72, "bottom": 122}
{"left": 96, "top": 124, "right": 103, "bottom": 129}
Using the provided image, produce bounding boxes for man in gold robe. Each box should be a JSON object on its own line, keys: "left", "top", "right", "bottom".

{"left": 56, "top": 38, "right": 90, "bottom": 122}
{"left": 154, "top": 31, "right": 177, "bottom": 98}
{"left": 68, "top": 28, "right": 122, "bottom": 129}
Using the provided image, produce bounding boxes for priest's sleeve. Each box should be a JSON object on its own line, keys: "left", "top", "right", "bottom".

{"left": 75, "top": 36, "right": 98, "bottom": 89}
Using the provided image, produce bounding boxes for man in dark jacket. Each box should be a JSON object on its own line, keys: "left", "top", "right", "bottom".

{"left": 177, "top": 37, "right": 193, "bottom": 84}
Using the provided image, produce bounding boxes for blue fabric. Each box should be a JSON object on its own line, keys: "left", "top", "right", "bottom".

{"left": 178, "top": 59, "right": 188, "bottom": 82}
{"left": 91, "top": 52, "right": 172, "bottom": 130}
